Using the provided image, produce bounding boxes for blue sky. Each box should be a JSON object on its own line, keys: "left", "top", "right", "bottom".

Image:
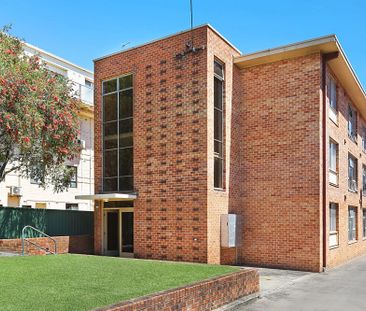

{"left": 1, "top": 0, "right": 365, "bottom": 86}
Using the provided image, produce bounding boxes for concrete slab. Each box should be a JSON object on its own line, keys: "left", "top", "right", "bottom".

{"left": 232, "top": 255, "right": 366, "bottom": 311}
{"left": 0, "top": 251, "right": 19, "bottom": 257}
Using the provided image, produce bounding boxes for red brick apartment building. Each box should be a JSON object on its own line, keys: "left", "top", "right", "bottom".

{"left": 77, "top": 24, "right": 366, "bottom": 272}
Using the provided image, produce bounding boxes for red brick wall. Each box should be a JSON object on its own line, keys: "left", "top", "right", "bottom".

{"left": 96, "top": 269, "right": 259, "bottom": 311}
{"left": 94, "top": 26, "right": 210, "bottom": 262}
{"left": 237, "top": 54, "right": 323, "bottom": 272}
{"left": 0, "top": 235, "right": 93, "bottom": 255}
{"left": 206, "top": 28, "right": 241, "bottom": 264}
{"left": 326, "top": 65, "right": 366, "bottom": 268}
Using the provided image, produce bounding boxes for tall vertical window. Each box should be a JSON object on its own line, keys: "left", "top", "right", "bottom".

{"left": 329, "top": 140, "right": 338, "bottom": 186}
{"left": 327, "top": 77, "right": 337, "bottom": 124}
{"left": 329, "top": 203, "right": 338, "bottom": 248}
{"left": 214, "top": 60, "right": 224, "bottom": 189}
{"left": 362, "top": 127, "right": 366, "bottom": 152}
{"left": 102, "top": 75, "right": 133, "bottom": 192}
{"left": 348, "top": 206, "right": 357, "bottom": 242}
{"left": 363, "top": 209, "right": 366, "bottom": 239}
{"left": 348, "top": 154, "right": 358, "bottom": 192}
{"left": 348, "top": 104, "right": 357, "bottom": 142}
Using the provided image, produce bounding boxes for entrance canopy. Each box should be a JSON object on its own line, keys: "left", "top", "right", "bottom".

{"left": 75, "top": 193, "right": 137, "bottom": 201}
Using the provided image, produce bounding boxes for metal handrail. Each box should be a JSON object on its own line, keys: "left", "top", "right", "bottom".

{"left": 21, "top": 225, "right": 57, "bottom": 256}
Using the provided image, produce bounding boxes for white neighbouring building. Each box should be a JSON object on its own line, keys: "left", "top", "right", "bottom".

{"left": 0, "top": 43, "right": 94, "bottom": 211}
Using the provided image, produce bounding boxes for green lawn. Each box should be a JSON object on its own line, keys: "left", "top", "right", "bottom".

{"left": 0, "top": 254, "right": 238, "bottom": 311}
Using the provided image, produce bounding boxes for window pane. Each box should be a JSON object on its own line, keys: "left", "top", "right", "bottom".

{"left": 103, "top": 178, "right": 118, "bottom": 192}
{"left": 329, "top": 204, "right": 337, "bottom": 232}
{"left": 214, "top": 157, "right": 223, "bottom": 188}
{"left": 214, "top": 109, "right": 223, "bottom": 142}
{"left": 330, "top": 79, "right": 337, "bottom": 110}
{"left": 214, "top": 61, "right": 224, "bottom": 78}
{"left": 329, "top": 142, "right": 337, "bottom": 172}
{"left": 119, "top": 176, "right": 133, "bottom": 191}
{"left": 103, "top": 122, "right": 118, "bottom": 149}
{"left": 119, "top": 75, "right": 133, "bottom": 90}
{"left": 119, "top": 148, "right": 133, "bottom": 176}
{"left": 103, "top": 93, "right": 118, "bottom": 122}
{"left": 119, "top": 118, "right": 133, "bottom": 134}
{"left": 104, "top": 150, "right": 117, "bottom": 177}
{"left": 103, "top": 79, "right": 117, "bottom": 94}
{"left": 214, "top": 140, "right": 223, "bottom": 155}
{"left": 214, "top": 78, "right": 223, "bottom": 109}
{"left": 119, "top": 89, "right": 133, "bottom": 119}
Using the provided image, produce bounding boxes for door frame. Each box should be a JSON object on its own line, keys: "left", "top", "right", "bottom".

{"left": 103, "top": 207, "right": 134, "bottom": 257}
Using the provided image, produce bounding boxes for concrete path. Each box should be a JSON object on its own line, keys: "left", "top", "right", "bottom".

{"left": 237, "top": 256, "right": 366, "bottom": 311}
{"left": 0, "top": 251, "right": 19, "bottom": 256}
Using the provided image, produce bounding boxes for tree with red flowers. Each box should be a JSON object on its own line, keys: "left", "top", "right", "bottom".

{"left": 0, "top": 26, "right": 81, "bottom": 191}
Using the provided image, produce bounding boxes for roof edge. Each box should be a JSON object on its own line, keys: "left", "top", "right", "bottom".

{"left": 94, "top": 24, "right": 241, "bottom": 62}
{"left": 24, "top": 42, "right": 94, "bottom": 76}
{"left": 234, "top": 34, "right": 337, "bottom": 63}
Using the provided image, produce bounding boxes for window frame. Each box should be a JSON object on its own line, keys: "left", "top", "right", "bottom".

{"left": 102, "top": 73, "right": 134, "bottom": 193}
{"left": 66, "top": 203, "right": 79, "bottom": 210}
{"left": 329, "top": 203, "right": 339, "bottom": 248}
{"left": 348, "top": 104, "right": 357, "bottom": 143}
{"left": 327, "top": 76, "right": 338, "bottom": 124}
{"left": 329, "top": 139, "right": 338, "bottom": 186}
{"left": 348, "top": 206, "right": 358, "bottom": 243}
{"left": 348, "top": 153, "right": 358, "bottom": 193}
{"left": 213, "top": 59, "right": 225, "bottom": 190}
{"left": 67, "top": 166, "right": 77, "bottom": 188}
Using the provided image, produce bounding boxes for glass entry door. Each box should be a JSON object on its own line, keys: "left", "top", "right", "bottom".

{"left": 104, "top": 208, "right": 134, "bottom": 257}
{"left": 105, "top": 211, "right": 119, "bottom": 256}
{"left": 121, "top": 211, "right": 134, "bottom": 256}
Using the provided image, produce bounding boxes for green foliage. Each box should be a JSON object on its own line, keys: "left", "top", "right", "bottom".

{"left": 0, "top": 255, "right": 238, "bottom": 311}
{"left": 0, "top": 26, "right": 81, "bottom": 191}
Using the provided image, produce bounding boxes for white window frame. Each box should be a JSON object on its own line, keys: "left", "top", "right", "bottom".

{"left": 348, "top": 207, "right": 357, "bottom": 242}
{"left": 327, "top": 76, "right": 337, "bottom": 124}
{"left": 329, "top": 139, "right": 338, "bottom": 186}
{"left": 348, "top": 104, "right": 357, "bottom": 143}
{"left": 348, "top": 154, "right": 358, "bottom": 193}
{"left": 329, "top": 203, "right": 338, "bottom": 248}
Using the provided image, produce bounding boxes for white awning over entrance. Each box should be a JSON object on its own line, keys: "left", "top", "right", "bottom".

{"left": 75, "top": 193, "right": 137, "bottom": 201}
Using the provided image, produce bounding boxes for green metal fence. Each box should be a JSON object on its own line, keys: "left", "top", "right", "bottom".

{"left": 0, "top": 207, "right": 93, "bottom": 239}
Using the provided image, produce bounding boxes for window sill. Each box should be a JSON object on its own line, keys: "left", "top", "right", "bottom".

{"left": 329, "top": 245, "right": 339, "bottom": 250}
{"left": 348, "top": 189, "right": 358, "bottom": 194}
{"left": 329, "top": 116, "right": 338, "bottom": 127}
{"left": 214, "top": 187, "right": 226, "bottom": 192}
{"left": 348, "top": 240, "right": 358, "bottom": 245}
{"left": 348, "top": 135, "right": 358, "bottom": 145}
{"left": 329, "top": 182, "right": 339, "bottom": 188}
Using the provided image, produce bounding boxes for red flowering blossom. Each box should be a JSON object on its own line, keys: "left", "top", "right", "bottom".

{"left": 0, "top": 26, "right": 81, "bottom": 192}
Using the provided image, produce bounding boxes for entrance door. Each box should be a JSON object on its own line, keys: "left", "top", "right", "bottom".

{"left": 120, "top": 211, "right": 134, "bottom": 256}
{"left": 106, "top": 211, "right": 119, "bottom": 256}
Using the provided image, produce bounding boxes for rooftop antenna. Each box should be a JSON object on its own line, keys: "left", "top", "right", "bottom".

{"left": 175, "top": 0, "right": 205, "bottom": 59}
{"left": 189, "top": 0, "right": 194, "bottom": 48}
{"left": 121, "top": 42, "right": 131, "bottom": 49}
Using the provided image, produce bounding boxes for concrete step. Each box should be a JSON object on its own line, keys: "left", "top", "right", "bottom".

{"left": 0, "top": 251, "right": 20, "bottom": 257}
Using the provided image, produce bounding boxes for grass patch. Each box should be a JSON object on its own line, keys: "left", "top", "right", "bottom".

{"left": 0, "top": 254, "right": 238, "bottom": 311}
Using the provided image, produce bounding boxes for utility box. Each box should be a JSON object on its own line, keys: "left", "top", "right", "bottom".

{"left": 220, "top": 214, "right": 240, "bottom": 248}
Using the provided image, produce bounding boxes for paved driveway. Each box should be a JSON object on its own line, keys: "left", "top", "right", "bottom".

{"left": 238, "top": 255, "right": 366, "bottom": 311}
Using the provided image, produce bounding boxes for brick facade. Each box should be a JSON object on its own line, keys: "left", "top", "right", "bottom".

{"left": 93, "top": 25, "right": 366, "bottom": 272}
{"left": 327, "top": 65, "right": 366, "bottom": 268}
{"left": 96, "top": 269, "right": 259, "bottom": 311}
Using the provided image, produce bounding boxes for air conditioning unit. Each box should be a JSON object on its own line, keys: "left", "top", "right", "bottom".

{"left": 10, "top": 186, "right": 22, "bottom": 196}
{"left": 77, "top": 139, "right": 86, "bottom": 149}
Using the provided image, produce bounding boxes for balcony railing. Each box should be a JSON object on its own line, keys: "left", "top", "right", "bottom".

{"left": 74, "top": 82, "right": 93, "bottom": 105}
